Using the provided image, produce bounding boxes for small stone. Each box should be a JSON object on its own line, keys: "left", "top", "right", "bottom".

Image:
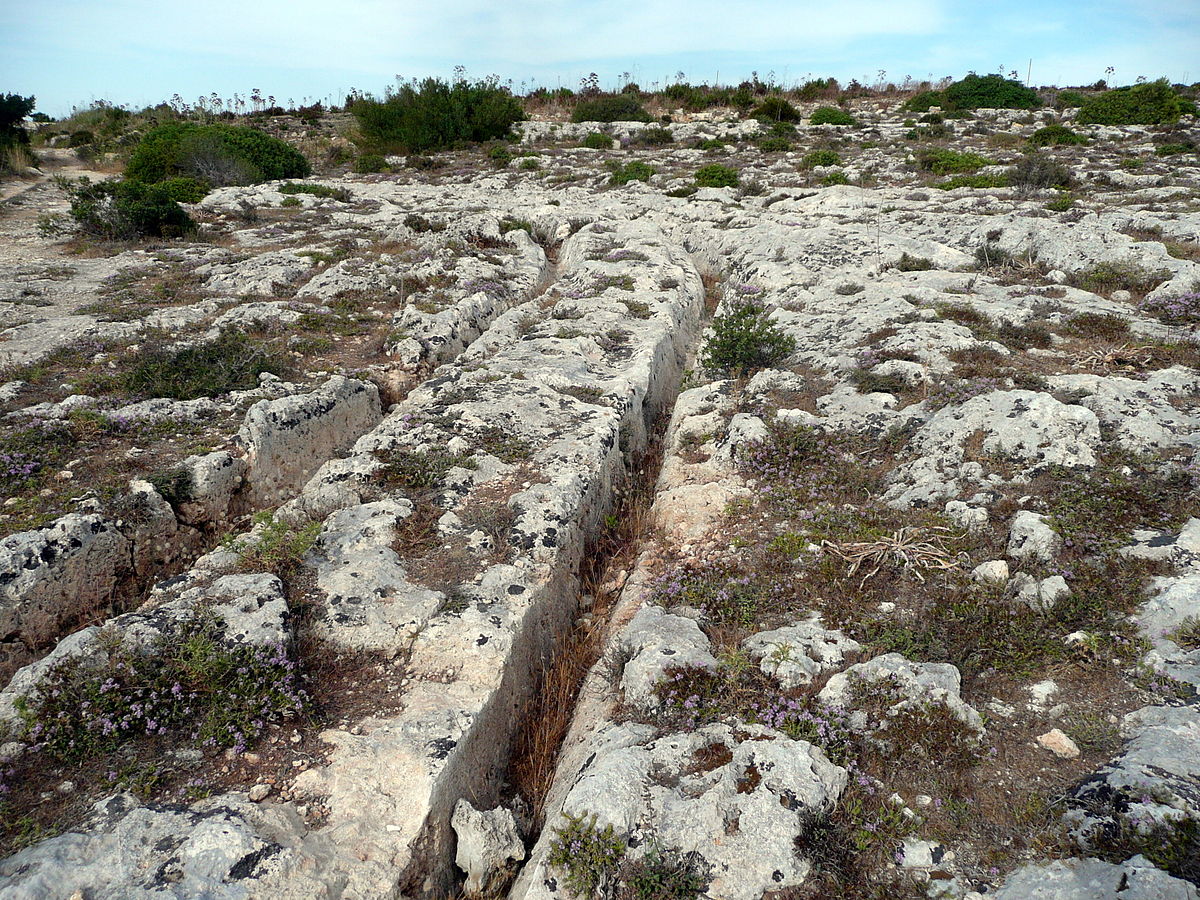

{"left": 1037, "top": 728, "right": 1080, "bottom": 759}
{"left": 1028, "top": 680, "right": 1058, "bottom": 709}
{"left": 248, "top": 783, "right": 271, "bottom": 802}
{"left": 972, "top": 560, "right": 1009, "bottom": 584}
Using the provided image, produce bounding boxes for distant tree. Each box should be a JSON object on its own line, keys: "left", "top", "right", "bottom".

{"left": 0, "top": 93, "right": 36, "bottom": 147}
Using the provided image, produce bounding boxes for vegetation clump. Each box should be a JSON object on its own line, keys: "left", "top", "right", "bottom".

{"left": 917, "top": 148, "right": 992, "bottom": 174}
{"left": 700, "top": 299, "right": 795, "bottom": 376}
{"left": 801, "top": 149, "right": 841, "bottom": 168}
{"left": 810, "top": 106, "right": 856, "bottom": 126}
{"left": 694, "top": 163, "right": 739, "bottom": 188}
{"left": 609, "top": 160, "right": 655, "bottom": 186}
{"left": 119, "top": 329, "right": 286, "bottom": 399}
{"left": 125, "top": 122, "right": 310, "bottom": 186}
{"left": 1077, "top": 80, "right": 1193, "bottom": 125}
{"left": 751, "top": 96, "right": 801, "bottom": 122}
{"left": 58, "top": 176, "right": 196, "bottom": 240}
{"left": 1029, "top": 124, "right": 1086, "bottom": 146}
{"left": 571, "top": 94, "right": 652, "bottom": 123}
{"left": 943, "top": 73, "right": 1040, "bottom": 110}
{"left": 1009, "top": 154, "right": 1072, "bottom": 189}
{"left": 581, "top": 131, "right": 612, "bottom": 149}
{"left": 351, "top": 76, "right": 525, "bottom": 152}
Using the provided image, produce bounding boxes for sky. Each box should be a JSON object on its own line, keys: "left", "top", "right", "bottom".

{"left": 2, "top": 0, "right": 1198, "bottom": 117}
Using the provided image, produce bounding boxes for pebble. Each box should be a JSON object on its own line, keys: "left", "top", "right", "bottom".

{"left": 248, "top": 783, "right": 271, "bottom": 802}
{"left": 1036, "top": 728, "right": 1080, "bottom": 759}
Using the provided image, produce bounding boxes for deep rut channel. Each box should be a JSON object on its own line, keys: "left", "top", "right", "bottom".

{"left": 0, "top": 216, "right": 709, "bottom": 898}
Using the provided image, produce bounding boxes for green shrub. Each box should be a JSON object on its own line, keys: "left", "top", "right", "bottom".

{"left": 822, "top": 171, "right": 850, "bottom": 185}
{"left": 943, "top": 73, "right": 1040, "bottom": 110}
{"left": 353, "top": 153, "right": 387, "bottom": 173}
{"left": 811, "top": 106, "right": 856, "bottom": 126}
{"left": 801, "top": 149, "right": 841, "bottom": 168}
{"left": 694, "top": 163, "right": 739, "bottom": 188}
{"left": 157, "top": 176, "right": 210, "bottom": 203}
{"left": 120, "top": 329, "right": 286, "bottom": 399}
{"left": 1009, "top": 154, "right": 1072, "bottom": 189}
{"left": 1156, "top": 142, "right": 1196, "bottom": 156}
{"left": 751, "top": 96, "right": 801, "bottom": 122}
{"left": 918, "top": 148, "right": 992, "bottom": 174}
{"left": 904, "top": 90, "right": 944, "bottom": 112}
{"left": 609, "top": 160, "right": 655, "bottom": 185}
{"left": 59, "top": 176, "right": 195, "bottom": 240}
{"left": 125, "top": 122, "right": 310, "bottom": 186}
{"left": 694, "top": 137, "right": 725, "bottom": 151}
{"left": 571, "top": 94, "right": 652, "bottom": 123}
{"left": 351, "top": 76, "right": 525, "bottom": 152}
{"left": 547, "top": 813, "right": 626, "bottom": 896}
{"left": 895, "top": 252, "right": 935, "bottom": 271}
{"left": 581, "top": 131, "right": 612, "bottom": 149}
{"left": 936, "top": 174, "right": 1010, "bottom": 189}
{"left": 1078, "top": 80, "right": 1189, "bottom": 125}
{"left": 757, "top": 136, "right": 792, "bottom": 152}
{"left": 1045, "top": 193, "right": 1075, "bottom": 211}
{"left": 1067, "top": 259, "right": 1171, "bottom": 297}
{"left": 278, "top": 182, "right": 351, "bottom": 201}
{"left": 67, "top": 130, "right": 94, "bottom": 148}
{"left": 1055, "top": 90, "right": 1087, "bottom": 109}
{"left": 632, "top": 126, "right": 674, "bottom": 146}
{"left": 1029, "top": 124, "right": 1085, "bottom": 146}
{"left": 700, "top": 299, "right": 796, "bottom": 376}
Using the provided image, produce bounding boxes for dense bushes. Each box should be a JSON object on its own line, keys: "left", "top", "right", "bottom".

{"left": 695, "top": 163, "right": 739, "bottom": 188}
{"left": 58, "top": 176, "right": 196, "bottom": 239}
{"left": 0, "top": 93, "right": 34, "bottom": 149}
{"left": 571, "top": 94, "right": 652, "bottom": 123}
{"left": 125, "top": 122, "right": 310, "bottom": 186}
{"left": 1077, "top": 80, "right": 1192, "bottom": 125}
{"left": 1029, "top": 124, "right": 1085, "bottom": 146}
{"left": 944, "top": 73, "right": 1040, "bottom": 110}
{"left": 1009, "top": 154, "right": 1072, "bottom": 189}
{"left": 351, "top": 77, "right": 525, "bottom": 152}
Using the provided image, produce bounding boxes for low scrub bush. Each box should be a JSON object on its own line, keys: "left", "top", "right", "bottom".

{"left": 1029, "top": 124, "right": 1085, "bottom": 146}
{"left": 757, "top": 136, "right": 792, "bottom": 152}
{"left": 1077, "top": 80, "right": 1190, "bottom": 125}
{"left": 1067, "top": 259, "right": 1171, "bottom": 298}
{"left": 918, "top": 148, "right": 992, "bottom": 174}
{"left": 278, "top": 182, "right": 351, "bottom": 201}
{"left": 936, "top": 173, "right": 1009, "bottom": 189}
{"left": 700, "top": 299, "right": 795, "bottom": 375}
{"left": 811, "top": 106, "right": 856, "bottom": 126}
{"left": 608, "top": 160, "right": 655, "bottom": 185}
{"left": 351, "top": 76, "right": 525, "bottom": 152}
{"left": 353, "top": 153, "right": 387, "bottom": 173}
{"left": 1139, "top": 290, "right": 1200, "bottom": 326}
{"left": 581, "top": 131, "right": 612, "bottom": 149}
{"left": 694, "top": 163, "right": 739, "bottom": 188}
{"left": 120, "top": 329, "right": 286, "bottom": 399}
{"left": 801, "top": 149, "right": 841, "bottom": 168}
{"left": 126, "top": 122, "right": 310, "bottom": 185}
{"left": 59, "top": 176, "right": 196, "bottom": 240}
{"left": 632, "top": 126, "right": 673, "bottom": 146}
{"left": 1009, "top": 154, "right": 1072, "bottom": 189}
{"left": 571, "top": 94, "right": 652, "bottom": 123}
{"left": 1054, "top": 90, "right": 1087, "bottom": 109}
{"left": 943, "top": 73, "right": 1040, "bottom": 110}
{"left": 904, "top": 90, "right": 944, "bottom": 112}
{"left": 751, "top": 96, "right": 801, "bottom": 122}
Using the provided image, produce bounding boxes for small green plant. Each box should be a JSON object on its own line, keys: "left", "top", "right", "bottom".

{"left": 822, "top": 171, "right": 850, "bottom": 186}
{"left": 1009, "top": 154, "right": 1072, "bottom": 189}
{"left": 751, "top": 96, "right": 801, "bottom": 122}
{"left": 801, "top": 149, "right": 841, "bottom": 168}
{"left": 609, "top": 160, "right": 655, "bottom": 185}
{"left": 694, "top": 137, "right": 725, "bottom": 151}
{"left": 581, "top": 131, "right": 612, "bottom": 149}
{"left": 917, "top": 148, "right": 993, "bottom": 174}
{"left": 936, "top": 173, "right": 1009, "bottom": 189}
{"left": 1029, "top": 124, "right": 1086, "bottom": 146}
{"left": 1045, "top": 192, "right": 1075, "bottom": 211}
{"left": 633, "top": 126, "right": 674, "bottom": 146}
{"left": 700, "top": 299, "right": 796, "bottom": 376}
{"left": 894, "top": 252, "right": 935, "bottom": 271}
{"left": 694, "top": 163, "right": 739, "bottom": 188}
{"left": 546, "top": 812, "right": 626, "bottom": 896}
{"left": 353, "top": 154, "right": 387, "bottom": 173}
{"left": 238, "top": 514, "right": 321, "bottom": 575}
{"left": 1170, "top": 616, "right": 1200, "bottom": 650}
{"left": 486, "top": 144, "right": 512, "bottom": 167}
{"left": 378, "top": 448, "right": 477, "bottom": 489}
{"left": 1067, "top": 259, "right": 1170, "bottom": 298}
{"left": 903, "top": 90, "right": 944, "bottom": 112}
{"left": 621, "top": 846, "right": 709, "bottom": 900}
{"left": 757, "top": 136, "right": 792, "bottom": 152}
{"left": 278, "top": 182, "right": 352, "bottom": 201}
{"left": 147, "top": 466, "right": 194, "bottom": 510}
{"left": 810, "top": 106, "right": 856, "bottom": 126}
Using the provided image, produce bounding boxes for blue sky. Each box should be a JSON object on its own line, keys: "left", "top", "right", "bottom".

{"left": 3, "top": 0, "right": 1198, "bottom": 116}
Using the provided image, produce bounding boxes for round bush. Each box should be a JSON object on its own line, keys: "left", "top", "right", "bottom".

{"left": 1029, "top": 124, "right": 1085, "bottom": 147}
{"left": 126, "top": 123, "right": 310, "bottom": 186}
{"left": 61, "top": 177, "right": 196, "bottom": 240}
{"left": 581, "top": 131, "right": 613, "bottom": 149}
{"left": 801, "top": 149, "right": 841, "bottom": 168}
{"left": 943, "top": 74, "right": 1040, "bottom": 110}
{"left": 751, "top": 97, "right": 801, "bottom": 122}
{"left": 810, "top": 107, "right": 856, "bottom": 126}
{"left": 695, "top": 164, "right": 739, "bottom": 188}
{"left": 353, "top": 154, "right": 387, "bottom": 173}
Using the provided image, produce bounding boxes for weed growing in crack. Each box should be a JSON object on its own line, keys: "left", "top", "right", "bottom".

{"left": 377, "top": 448, "right": 477, "bottom": 489}
{"left": 547, "top": 812, "right": 626, "bottom": 896}
{"left": 236, "top": 513, "right": 321, "bottom": 577}
{"left": 699, "top": 300, "right": 795, "bottom": 377}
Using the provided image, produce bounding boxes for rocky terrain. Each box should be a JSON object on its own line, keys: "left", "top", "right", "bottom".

{"left": 1, "top": 99, "right": 1199, "bottom": 899}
